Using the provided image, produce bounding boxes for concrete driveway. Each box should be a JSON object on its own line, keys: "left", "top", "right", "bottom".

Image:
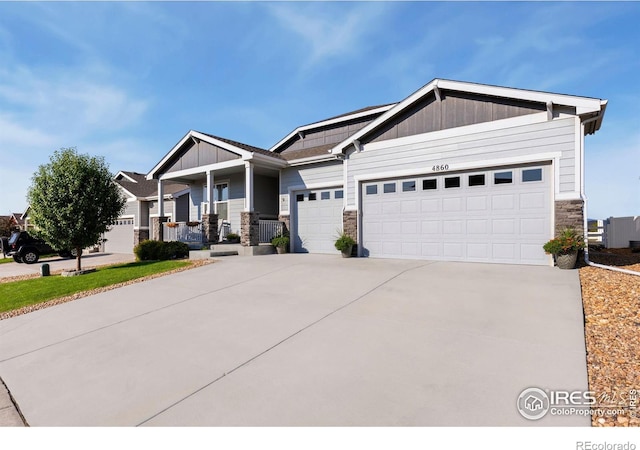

{"left": 0, "top": 253, "right": 134, "bottom": 278}
{"left": 0, "top": 254, "right": 588, "bottom": 426}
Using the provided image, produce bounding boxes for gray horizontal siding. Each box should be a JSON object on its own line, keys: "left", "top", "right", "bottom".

{"left": 348, "top": 117, "right": 577, "bottom": 205}
{"left": 280, "top": 161, "right": 344, "bottom": 195}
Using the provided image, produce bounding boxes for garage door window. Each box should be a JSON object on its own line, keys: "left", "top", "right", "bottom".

{"left": 523, "top": 168, "right": 543, "bottom": 182}
{"left": 309, "top": 193, "right": 317, "bottom": 201}
{"left": 383, "top": 183, "right": 396, "bottom": 193}
{"left": 494, "top": 171, "right": 513, "bottom": 185}
{"left": 321, "top": 191, "right": 330, "bottom": 200}
{"left": 402, "top": 181, "right": 416, "bottom": 192}
{"left": 296, "top": 194, "right": 304, "bottom": 202}
{"left": 335, "top": 190, "right": 344, "bottom": 199}
{"left": 423, "top": 179, "right": 437, "bottom": 190}
{"left": 366, "top": 185, "right": 377, "bottom": 195}
{"left": 468, "top": 174, "right": 485, "bottom": 187}
{"left": 445, "top": 176, "right": 461, "bottom": 188}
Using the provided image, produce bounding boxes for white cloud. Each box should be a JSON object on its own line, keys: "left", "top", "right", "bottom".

{"left": 268, "top": 3, "right": 388, "bottom": 68}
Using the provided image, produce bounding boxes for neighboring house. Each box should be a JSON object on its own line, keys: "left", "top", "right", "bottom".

{"left": 107, "top": 171, "right": 189, "bottom": 254}
{"left": 145, "top": 78, "right": 607, "bottom": 266}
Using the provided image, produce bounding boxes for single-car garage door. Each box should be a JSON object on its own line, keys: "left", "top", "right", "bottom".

{"left": 293, "top": 188, "right": 344, "bottom": 254}
{"left": 103, "top": 218, "right": 134, "bottom": 254}
{"left": 361, "top": 164, "right": 552, "bottom": 265}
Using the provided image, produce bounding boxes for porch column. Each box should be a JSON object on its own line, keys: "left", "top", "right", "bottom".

{"left": 244, "top": 162, "right": 254, "bottom": 212}
{"left": 206, "top": 169, "right": 215, "bottom": 215}
{"left": 157, "top": 179, "right": 164, "bottom": 217}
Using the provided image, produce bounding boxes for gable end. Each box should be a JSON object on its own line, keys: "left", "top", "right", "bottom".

{"left": 364, "top": 91, "right": 546, "bottom": 145}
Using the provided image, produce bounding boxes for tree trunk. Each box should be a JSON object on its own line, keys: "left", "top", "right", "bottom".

{"left": 76, "top": 246, "right": 83, "bottom": 272}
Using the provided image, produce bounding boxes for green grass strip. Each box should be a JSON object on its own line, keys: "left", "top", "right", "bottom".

{"left": 0, "top": 260, "right": 190, "bottom": 313}
{"left": 0, "top": 258, "right": 14, "bottom": 265}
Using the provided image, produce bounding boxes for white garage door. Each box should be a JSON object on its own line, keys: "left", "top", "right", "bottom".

{"left": 293, "top": 188, "right": 344, "bottom": 254}
{"left": 362, "top": 165, "right": 552, "bottom": 265}
{"left": 103, "top": 218, "right": 134, "bottom": 254}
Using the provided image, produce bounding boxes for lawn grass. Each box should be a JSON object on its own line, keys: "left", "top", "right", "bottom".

{"left": 0, "top": 260, "right": 190, "bottom": 313}
{"left": 0, "top": 257, "right": 13, "bottom": 265}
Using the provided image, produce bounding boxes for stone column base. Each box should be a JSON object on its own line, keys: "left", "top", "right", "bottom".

{"left": 241, "top": 211, "right": 260, "bottom": 246}
{"left": 343, "top": 210, "right": 358, "bottom": 241}
{"left": 134, "top": 228, "right": 149, "bottom": 247}
{"left": 152, "top": 216, "right": 168, "bottom": 241}
{"left": 278, "top": 214, "right": 290, "bottom": 236}
{"left": 202, "top": 214, "right": 219, "bottom": 244}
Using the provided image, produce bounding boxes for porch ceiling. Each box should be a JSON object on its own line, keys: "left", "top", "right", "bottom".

{"left": 160, "top": 164, "right": 278, "bottom": 184}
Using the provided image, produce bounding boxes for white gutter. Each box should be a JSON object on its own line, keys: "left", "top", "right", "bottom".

{"left": 580, "top": 115, "right": 640, "bottom": 277}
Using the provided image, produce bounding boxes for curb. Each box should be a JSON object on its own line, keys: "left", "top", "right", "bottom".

{"left": 0, "top": 377, "right": 28, "bottom": 427}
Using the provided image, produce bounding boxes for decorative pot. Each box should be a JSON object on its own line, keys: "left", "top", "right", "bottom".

{"left": 341, "top": 245, "right": 353, "bottom": 258}
{"left": 556, "top": 252, "right": 578, "bottom": 269}
{"left": 276, "top": 246, "right": 288, "bottom": 254}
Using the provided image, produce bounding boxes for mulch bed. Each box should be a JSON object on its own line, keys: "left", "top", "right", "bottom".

{"left": 579, "top": 247, "right": 640, "bottom": 427}
{"left": 0, "top": 259, "right": 213, "bottom": 321}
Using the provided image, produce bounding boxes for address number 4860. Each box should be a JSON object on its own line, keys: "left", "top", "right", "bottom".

{"left": 432, "top": 164, "right": 449, "bottom": 172}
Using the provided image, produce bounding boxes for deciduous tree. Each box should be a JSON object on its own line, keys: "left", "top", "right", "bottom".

{"left": 27, "top": 148, "right": 126, "bottom": 271}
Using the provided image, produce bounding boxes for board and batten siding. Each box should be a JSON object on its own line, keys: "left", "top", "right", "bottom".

{"left": 280, "top": 161, "right": 344, "bottom": 194}
{"left": 347, "top": 116, "right": 577, "bottom": 206}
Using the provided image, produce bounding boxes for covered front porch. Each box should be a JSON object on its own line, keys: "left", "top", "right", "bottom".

{"left": 146, "top": 131, "right": 287, "bottom": 248}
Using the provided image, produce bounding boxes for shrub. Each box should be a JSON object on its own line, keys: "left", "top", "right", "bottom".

{"left": 335, "top": 233, "right": 356, "bottom": 252}
{"left": 271, "top": 234, "right": 290, "bottom": 249}
{"left": 225, "top": 232, "right": 240, "bottom": 241}
{"left": 134, "top": 240, "right": 189, "bottom": 261}
{"left": 543, "top": 228, "right": 585, "bottom": 255}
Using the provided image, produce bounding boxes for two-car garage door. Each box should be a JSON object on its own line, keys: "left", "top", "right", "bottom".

{"left": 361, "top": 164, "right": 552, "bottom": 265}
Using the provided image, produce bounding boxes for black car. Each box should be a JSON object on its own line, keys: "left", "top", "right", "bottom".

{"left": 5, "top": 231, "right": 74, "bottom": 264}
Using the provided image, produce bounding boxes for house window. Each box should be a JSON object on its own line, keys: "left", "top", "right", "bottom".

{"left": 321, "top": 191, "right": 330, "bottom": 200}
{"left": 422, "top": 179, "right": 437, "bottom": 190}
{"left": 214, "top": 183, "right": 229, "bottom": 202}
{"left": 308, "top": 193, "right": 317, "bottom": 201}
{"left": 445, "top": 176, "right": 461, "bottom": 188}
{"left": 383, "top": 183, "right": 396, "bottom": 193}
{"left": 296, "top": 194, "right": 304, "bottom": 202}
{"left": 468, "top": 174, "right": 485, "bottom": 187}
{"left": 523, "top": 168, "right": 543, "bottom": 182}
{"left": 494, "top": 171, "right": 513, "bottom": 185}
{"left": 335, "top": 190, "right": 344, "bottom": 199}
{"left": 402, "top": 181, "right": 416, "bottom": 192}
{"left": 366, "top": 185, "right": 377, "bottom": 195}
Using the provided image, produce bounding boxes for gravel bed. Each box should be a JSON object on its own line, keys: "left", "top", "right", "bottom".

{"left": 0, "top": 259, "right": 213, "bottom": 321}
{"left": 579, "top": 248, "right": 640, "bottom": 427}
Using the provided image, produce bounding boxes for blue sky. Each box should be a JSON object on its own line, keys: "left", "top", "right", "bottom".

{"left": 0, "top": 1, "right": 638, "bottom": 219}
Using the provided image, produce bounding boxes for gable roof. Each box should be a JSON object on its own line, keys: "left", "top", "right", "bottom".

{"left": 147, "top": 130, "right": 284, "bottom": 180}
{"left": 269, "top": 103, "right": 396, "bottom": 154}
{"left": 114, "top": 171, "right": 189, "bottom": 199}
{"left": 331, "top": 78, "right": 608, "bottom": 155}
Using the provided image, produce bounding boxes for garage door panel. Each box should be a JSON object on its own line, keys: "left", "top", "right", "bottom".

{"left": 362, "top": 165, "right": 552, "bottom": 265}
{"left": 294, "top": 188, "right": 343, "bottom": 254}
{"left": 520, "top": 192, "right": 546, "bottom": 209}
{"left": 467, "top": 196, "right": 487, "bottom": 211}
{"left": 492, "top": 194, "right": 516, "bottom": 210}
{"left": 467, "top": 242, "right": 489, "bottom": 259}
{"left": 443, "top": 197, "right": 463, "bottom": 212}
{"left": 421, "top": 198, "right": 440, "bottom": 213}
{"left": 103, "top": 218, "right": 134, "bottom": 254}
{"left": 467, "top": 219, "right": 488, "bottom": 234}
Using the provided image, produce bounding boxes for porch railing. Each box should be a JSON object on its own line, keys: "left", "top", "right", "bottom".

{"left": 163, "top": 222, "right": 203, "bottom": 246}
{"left": 259, "top": 220, "right": 284, "bottom": 244}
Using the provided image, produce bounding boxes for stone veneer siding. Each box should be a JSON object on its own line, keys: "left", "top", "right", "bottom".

{"left": 151, "top": 216, "right": 168, "bottom": 241}
{"left": 278, "top": 214, "right": 290, "bottom": 236}
{"left": 202, "top": 213, "right": 219, "bottom": 244}
{"left": 554, "top": 199, "right": 584, "bottom": 236}
{"left": 134, "top": 228, "right": 149, "bottom": 247}
{"left": 241, "top": 211, "right": 260, "bottom": 246}
{"left": 343, "top": 210, "right": 358, "bottom": 241}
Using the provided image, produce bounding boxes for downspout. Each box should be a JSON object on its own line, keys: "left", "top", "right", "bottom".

{"left": 580, "top": 115, "right": 640, "bottom": 277}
